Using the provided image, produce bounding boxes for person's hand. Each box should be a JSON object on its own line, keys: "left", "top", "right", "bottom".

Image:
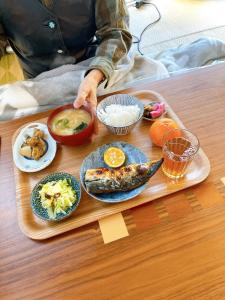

{"left": 74, "top": 69, "right": 105, "bottom": 134}
{"left": 73, "top": 69, "right": 104, "bottom": 111}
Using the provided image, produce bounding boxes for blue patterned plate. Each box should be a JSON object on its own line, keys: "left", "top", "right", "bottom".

{"left": 31, "top": 172, "right": 81, "bottom": 221}
{"left": 80, "top": 142, "right": 148, "bottom": 203}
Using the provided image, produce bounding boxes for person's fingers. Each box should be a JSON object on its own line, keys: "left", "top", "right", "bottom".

{"left": 89, "top": 90, "right": 97, "bottom": 111}
{"left": 73, "top": 91, "right": 87, "bottom": 109}
{"left": 93, "top": 111, "right": 99, "bottom": 135}
{"left": 91, "top": 93, "right": 98, "bottom": 134}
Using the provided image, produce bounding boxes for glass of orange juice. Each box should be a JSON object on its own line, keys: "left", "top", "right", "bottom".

{"left": 162, "top": 129, "right": 200, "bottom": 179}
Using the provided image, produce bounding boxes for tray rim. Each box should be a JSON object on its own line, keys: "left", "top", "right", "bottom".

{"left": 13, "top": 89, "right": 211, "bottom": 240}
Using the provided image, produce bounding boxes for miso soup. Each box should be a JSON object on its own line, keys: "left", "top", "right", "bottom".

{"left": 51, "top": 108, "right": 91, "bottom": 136}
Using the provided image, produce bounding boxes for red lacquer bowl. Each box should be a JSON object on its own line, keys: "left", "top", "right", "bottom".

{"left": 47, "top": 104, "right": 95, "bottom": 146}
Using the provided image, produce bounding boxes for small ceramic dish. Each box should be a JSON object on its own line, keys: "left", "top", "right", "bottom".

{"left": 31, "top": 172, "right": 81, "bottom": 221}
{"left": 80, "top": 141, "right": 148, "bottom": 203}
{"left": 143, "top": 101, "right": 166, "bottom": 121}
{"left": 96, "top": 94, "right": 144, "bottom": 135}
{"left": 13, "top": 123, "right": 57, "bottom": 172}
{"left": 130, "top": 90, "right": 167, "bottom": 122}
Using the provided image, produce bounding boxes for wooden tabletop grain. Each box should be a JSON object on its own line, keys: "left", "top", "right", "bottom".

{"left": 1, "top": 63, "right": 225, "bottom": 300}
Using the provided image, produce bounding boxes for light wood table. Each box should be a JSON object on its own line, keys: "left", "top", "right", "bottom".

{"left": 1, "top": 63, "right": 225, "bottom": 300}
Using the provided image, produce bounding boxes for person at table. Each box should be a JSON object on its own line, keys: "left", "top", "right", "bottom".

{"left": 0, "top": 0, "right": 132, "bottom": 111}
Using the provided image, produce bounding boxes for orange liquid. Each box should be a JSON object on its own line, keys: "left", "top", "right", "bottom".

{"left": 162, "top": 137, "right": 197, "bottom": 179}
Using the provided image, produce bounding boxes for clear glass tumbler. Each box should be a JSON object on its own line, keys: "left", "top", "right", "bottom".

{"left": 162, "top": 129, "right": 200, "bottom": 179}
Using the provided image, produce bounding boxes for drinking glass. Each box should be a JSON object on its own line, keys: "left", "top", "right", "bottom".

{"left": 162, "top": 129, "right": 200, "bottom": 179}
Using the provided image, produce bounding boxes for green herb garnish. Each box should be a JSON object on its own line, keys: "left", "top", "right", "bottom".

{"left": 73, "top": 122, "right": 87, "bottom": 133}
{"left": 55, "top": 118, "right": 69, "bottom": 128}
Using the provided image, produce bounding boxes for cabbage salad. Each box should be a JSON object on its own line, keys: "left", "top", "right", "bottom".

{"left": 38, "top": 179, "right": 77, "bottom": 219}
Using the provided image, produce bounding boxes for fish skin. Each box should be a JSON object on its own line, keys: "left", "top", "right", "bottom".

{"left": 84, "top": 158, "right": 163, "bottom": 194}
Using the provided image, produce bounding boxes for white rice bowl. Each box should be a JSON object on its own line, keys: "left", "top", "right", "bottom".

{"left": 98, "top": 104, "right": 141, "bottom": 127}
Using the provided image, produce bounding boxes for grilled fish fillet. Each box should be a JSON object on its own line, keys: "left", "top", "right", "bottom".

{"left": 84, "top": 158, "right": 163, "bottom": 194}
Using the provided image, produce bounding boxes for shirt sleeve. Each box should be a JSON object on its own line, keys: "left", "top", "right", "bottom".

{"left": 86, "top": 0, "right": 132, "bottom": 87}
{"left": 0, "top": 22, "right": 7, "bottom": 58}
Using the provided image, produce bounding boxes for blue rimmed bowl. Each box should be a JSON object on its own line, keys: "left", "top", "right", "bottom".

{"left": 31, "top": 172, "right": 81, "bottom": 221}
{"left": 96, "top": 94, "right": 144, "bottom": 135}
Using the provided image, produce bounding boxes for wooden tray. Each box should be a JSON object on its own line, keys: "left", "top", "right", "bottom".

{"left": 13, "top": 90, "right": 210, "bottom": 240}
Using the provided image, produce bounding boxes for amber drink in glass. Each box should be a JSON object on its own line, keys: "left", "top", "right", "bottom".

{"left": 162, "top": 129, "right": 199, "bottom": 179}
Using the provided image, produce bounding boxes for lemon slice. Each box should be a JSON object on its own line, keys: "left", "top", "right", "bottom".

{"left": 104, "top": 147, "right": 126, "bottom": 168}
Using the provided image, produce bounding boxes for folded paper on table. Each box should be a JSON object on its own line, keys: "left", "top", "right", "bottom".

{"left": 99, "top": 213, "right": 129, "bottom": 244}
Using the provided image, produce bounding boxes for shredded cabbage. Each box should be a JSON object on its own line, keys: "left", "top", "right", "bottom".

{"left": 38, "top": 179, "right": 77, "bottom": 219}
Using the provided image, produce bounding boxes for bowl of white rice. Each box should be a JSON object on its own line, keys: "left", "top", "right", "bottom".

{"left": 97, "top": 94, "right": 144, "bottom": 135}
